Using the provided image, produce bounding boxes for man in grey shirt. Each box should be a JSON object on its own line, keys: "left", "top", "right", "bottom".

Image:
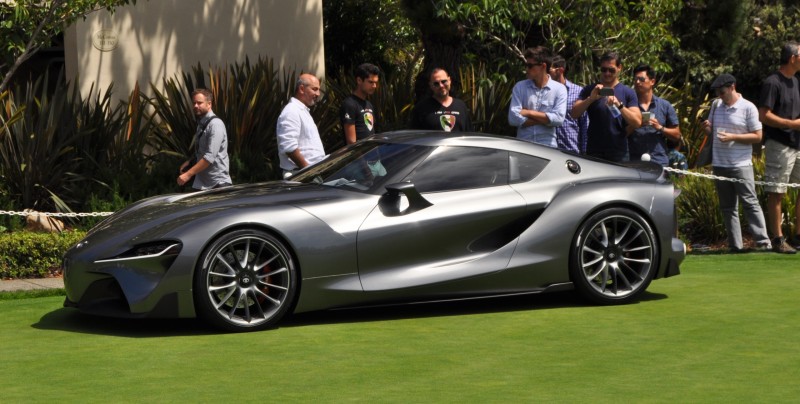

{"left": 178, "top": 88, "right": 232, "bottom": 190}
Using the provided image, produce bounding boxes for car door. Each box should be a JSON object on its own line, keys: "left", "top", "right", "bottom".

{"left": 356, "top": 146, "right": 529, "bottom": 291}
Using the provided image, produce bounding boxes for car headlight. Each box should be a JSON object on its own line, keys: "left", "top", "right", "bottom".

{"left": 95, "top": 242, "right": 182, "bottom": 263}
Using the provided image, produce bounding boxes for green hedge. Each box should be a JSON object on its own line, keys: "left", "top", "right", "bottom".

{"left": 0, "top": 231, "right": 85, "bottom": 279}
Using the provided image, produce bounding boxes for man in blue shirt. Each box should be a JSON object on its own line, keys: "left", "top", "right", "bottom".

{"left": 571, "top": 51, "right": 642, "bottom": 162}
{"left": 626, "top": 65, "right": 681, "bottom": 165}
{"left": 550, "top": 55, "right": 588, "bottom": 153}
{"left": 508, "top": 46, "right": 567, "bottom": 147}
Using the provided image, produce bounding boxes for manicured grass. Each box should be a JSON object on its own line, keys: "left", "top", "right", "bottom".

{"left": 1, "top": 254, "right": 798, "bottom": 402}
{"left": 0, "top": 288, "right": 65, "bottom": 301}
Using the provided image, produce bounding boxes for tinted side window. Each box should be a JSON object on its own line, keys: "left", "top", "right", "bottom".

{"left": 509, "top": 152, "right": 549, "bottom": 183}
{"left": 408, "top": 147, "right": 509, "bottom": 193}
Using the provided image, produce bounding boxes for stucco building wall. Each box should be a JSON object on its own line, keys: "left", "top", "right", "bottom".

{"left": 65, "top": 0, "right": 325, "bottom": 101}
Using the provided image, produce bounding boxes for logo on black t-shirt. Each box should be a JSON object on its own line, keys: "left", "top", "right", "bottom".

{"left": 440, "top": 115, "right": 456, "bottom": 132}
{"left": 364, "top": 112, "right": 374, "bottom": 131}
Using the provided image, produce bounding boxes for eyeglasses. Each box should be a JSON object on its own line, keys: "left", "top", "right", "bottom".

{"left": 525, "top": 62, "right": 543, "bottom": 69}
{"left": 431, "top": 79, "right": 449, "bottom": 87}
{"left": 634, "top": 76, "right": 649, "bottom": 83}
{"left": 600, "top": 67, "right": 617, "bottom": 74}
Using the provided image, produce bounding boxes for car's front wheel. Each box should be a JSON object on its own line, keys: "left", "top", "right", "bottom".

{"left": 570, "top": 207, "right": 657, "bottom": 304}
{"left": 194, "top": 229, "right": 297, "bottom": 332}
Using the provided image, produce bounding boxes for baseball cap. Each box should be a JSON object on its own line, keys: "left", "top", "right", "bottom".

{"left": 710, "top": 73, "right": 736, "bottom": 90}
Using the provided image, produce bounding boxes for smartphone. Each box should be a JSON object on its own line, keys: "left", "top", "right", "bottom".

{"left": 599, "top": 87, "right": 615, "bottom": 97}
{"left": 641, "top": 111, "right": 651, "bottom": 126}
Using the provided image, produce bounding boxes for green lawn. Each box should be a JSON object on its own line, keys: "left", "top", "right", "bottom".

{"left": 1, "top": 254, "right": 798, "bottom": 402}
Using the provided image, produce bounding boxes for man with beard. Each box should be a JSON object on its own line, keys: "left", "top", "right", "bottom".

{"left": 410, "top": 67, "right": 472, "bottom": 132}
{"left": 178, "top": 88, "right": 232, "bottom": 190}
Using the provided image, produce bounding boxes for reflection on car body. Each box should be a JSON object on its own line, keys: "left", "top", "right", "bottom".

{"left": 63, "top": 131, "right": 684, "bottom": 332}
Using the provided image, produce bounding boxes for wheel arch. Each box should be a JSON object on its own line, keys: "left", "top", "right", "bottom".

{"left": 190, "top": 222, "right": 303, "bottom": 316}
{"left": 566, "top": 202, "right": 661, "bottom": 303}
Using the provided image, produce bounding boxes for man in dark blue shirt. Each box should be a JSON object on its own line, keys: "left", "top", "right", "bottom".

{"left": 571, "top": 51, "right": 641, "bottom": 162}
{"left": 626, "top": 65, "right": 681, "bottom": 166}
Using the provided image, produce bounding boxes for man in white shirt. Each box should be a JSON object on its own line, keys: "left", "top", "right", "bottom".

{"left": 277, "top": 73, "right": 326, "bottom": 178}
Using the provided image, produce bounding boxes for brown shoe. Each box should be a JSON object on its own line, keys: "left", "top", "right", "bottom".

{"left": 772, "top": 237, "right": 797, "bottom": 254}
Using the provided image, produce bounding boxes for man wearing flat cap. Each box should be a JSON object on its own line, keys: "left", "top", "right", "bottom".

{"left": 700, "top": 73, "right": 771, "bottom": 253}
{"left": 758, "top": 41, "right": 800, "bottom": 254}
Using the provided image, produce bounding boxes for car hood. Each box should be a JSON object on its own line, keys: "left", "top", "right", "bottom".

{"left": 86, "top": 181, "right": 356, "bottom": 237}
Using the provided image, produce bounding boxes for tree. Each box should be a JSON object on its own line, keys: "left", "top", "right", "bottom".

{"left": 0, "top": 0, "right": 137, "bottom": 93}
{"left": 401, "top": 0, "right": 468, "bottom": 101}
{"left": 323, "top": 0, "right": 419, "bottom": 78}
{"left": 429, "top": 0, "right": 682, "bottom": 83}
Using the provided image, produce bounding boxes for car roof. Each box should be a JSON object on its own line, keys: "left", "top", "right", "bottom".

{"left": 368, "top": 130, "right": 559, "bottom": 154}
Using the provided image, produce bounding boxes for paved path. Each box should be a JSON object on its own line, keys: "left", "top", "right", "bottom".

{"left": 0, "top": 277, "right": 64, "bottom": 292}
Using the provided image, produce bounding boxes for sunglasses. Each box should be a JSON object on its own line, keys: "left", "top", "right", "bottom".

{"left": 431, "top": 79, "right": 449, "bottom": 87}
{"left": 525, "top": 62, "right": 543, "bottom": 69}
{"left": 600, "top": 67, "right": 617, "bottom": 74}
{"left": 634, "top": 76, "right": 649, "bottom": 83}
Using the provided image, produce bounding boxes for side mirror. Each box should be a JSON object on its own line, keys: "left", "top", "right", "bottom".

{"left": 379, "top": 182, "right": 433, "bottom": 216}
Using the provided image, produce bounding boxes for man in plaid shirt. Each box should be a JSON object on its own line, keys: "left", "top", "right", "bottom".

{"left": 550, "top": 55, "right": 588, "bottom": 153}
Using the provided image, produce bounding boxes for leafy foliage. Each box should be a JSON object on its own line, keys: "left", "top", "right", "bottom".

{"left": 0, "top": 230, "right": 85, "bottom": 278}
{"left": 323, "top": 0, "right": 420, "bottom": 77}
{"left": 0, "top": 71, "right": 89, "bottom": 213}
{"left": 0, "top": 0, "right": 137, "bottom": 93}
{"left": 431, "top": 0, "right": 682, "bottom": 83}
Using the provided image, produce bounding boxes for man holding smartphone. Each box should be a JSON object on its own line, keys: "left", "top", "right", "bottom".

{"left": 626, "top": 64, "right": 681, "bottom": 165}
{"left": 571, "top": 51, "right": 642, "bottom": 162}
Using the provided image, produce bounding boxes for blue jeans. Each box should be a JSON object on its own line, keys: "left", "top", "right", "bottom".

{"left": 713, "top": 166, "right": 770, "bottom": 249}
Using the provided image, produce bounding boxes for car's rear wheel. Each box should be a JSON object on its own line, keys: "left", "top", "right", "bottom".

{"left": 194, "top": 229, "right": 297, "bottom": 331}
{"left": 570, "top": 207, "right": 657, "bottom": 304}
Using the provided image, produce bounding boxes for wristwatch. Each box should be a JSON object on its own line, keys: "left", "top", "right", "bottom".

{"left": 616, "top": 102, "right": 624, "bottom": 109}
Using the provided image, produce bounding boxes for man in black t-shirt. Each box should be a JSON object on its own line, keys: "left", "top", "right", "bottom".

{"left": 410, "top": 67, "right": 472, "bottom": 132}
{"left": 340, "top": 63, "right": 380, "bottom": 145}
{"left": 758, "top": 41, "right": 800, "bottom": 253}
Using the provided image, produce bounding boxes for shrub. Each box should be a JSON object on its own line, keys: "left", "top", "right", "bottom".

{"left": 0, "top": 230, "right": 85, "bottom": 279}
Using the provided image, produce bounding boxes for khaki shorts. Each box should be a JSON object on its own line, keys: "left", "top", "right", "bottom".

{"left": 764, "top": 138, "right": 800, "bottom": 194}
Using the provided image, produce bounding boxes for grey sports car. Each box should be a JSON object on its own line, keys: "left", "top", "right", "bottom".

{"left": 63, "top": 131, "right": 684, "bottom": 332}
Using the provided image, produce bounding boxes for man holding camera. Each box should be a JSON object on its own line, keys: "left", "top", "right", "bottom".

{"left": 571, "top": 51, "right": 641, "bottom": 162}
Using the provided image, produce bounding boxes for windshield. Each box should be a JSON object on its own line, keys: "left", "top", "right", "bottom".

{"left": 291, "top": 141, "right": 434, "bottom": 194}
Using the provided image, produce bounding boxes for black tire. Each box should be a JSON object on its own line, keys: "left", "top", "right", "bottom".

{"left": 569, "top": 207, "right": 658, "bottom": 304}
{"left": 194, "top": 229, "right": 297, "bottom": 331}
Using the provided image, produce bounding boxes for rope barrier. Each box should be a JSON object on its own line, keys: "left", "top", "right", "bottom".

{"left": 0, "top": 210, "right": 113, "bottom": 218}
{"left": 663, "top": 167, "right": 800, "bottom": 188}
{"left": 0, "top": 167, "right": 795, "bottom": 218}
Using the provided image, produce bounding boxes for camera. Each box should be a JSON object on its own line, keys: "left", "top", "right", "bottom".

{"left": 599, "top": 87, "right": 615, "bottom": 97}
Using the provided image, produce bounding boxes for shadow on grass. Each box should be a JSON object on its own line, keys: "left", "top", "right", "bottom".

{"left": 33, "top": 290, "right": 668, "bottom": 336}
{"left": 33, "top": 309, "right": 215, "bottom": 337}
{"left": 284, "top": 289, "right": 668, "bottom": 328}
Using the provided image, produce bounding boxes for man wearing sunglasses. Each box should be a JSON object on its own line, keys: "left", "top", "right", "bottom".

{"left": 508, "top": 46, "right": 567, "bottom": 147}
{"left": 571, "top": 51, "right": 642, "bottom": 162}
{"left": 410, "top": 67, "right": 472, "bottom": 132}
{"left": 626, "top": 64, "right": 681, "bottom": 166}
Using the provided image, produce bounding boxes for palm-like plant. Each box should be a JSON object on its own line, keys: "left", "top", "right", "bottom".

{"left": 0, "top": 72, "right": 87, "bottom": 212}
